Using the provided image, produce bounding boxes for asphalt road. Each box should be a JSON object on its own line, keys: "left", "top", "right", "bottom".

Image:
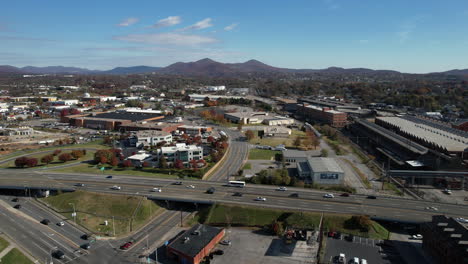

{"left": 208, "top": 128, "right": 249, "bottom": 182}
{"left": 1, "top": 171, "right": 468, "bottom": 223}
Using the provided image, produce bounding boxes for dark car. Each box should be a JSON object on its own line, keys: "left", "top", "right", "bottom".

{"left": 345, "top": 234, "right": 354, "bottom": 242}
{"left": 367, "top": 195, "right": 377, "bottom": 199}
{"left": 81, "top": 234, "right": 89, "bottom": 240}
{"left": 53, "top": 250, "right": 65, "bottom": 259}
{"left": 213, "top": 249, "right": 224, "bottom": 255}
{"left": 12, "top": 198, "right": 19, "bottom": 202}
{"left": 233, "top": 192, "right": 243, "bottom": 197}
{"left": 334, "top": 232, "right": 342, "bottom": 239}
{"left": 120, "top": 242, "right": 133, "bottom": 250}
{"left": 106, "top": 175, "right": 113, "bottom": 179}
{"left": 41, "top": 219, "right": 51, "bottom": 225}
{"left": 75, "top": 183, "right": 85, "bottom": 187}
{"left": 206, "top": 187, "right": 216, "bottom": 194}
{"left": 13, "top": 204, "right": 21, "bottom": 209}
{"left": 81, "top": 243, "right": 91, "bottom": 250}
{"left": 173, "top": 181, "right": 183, "bottom": 185}
{"left": 340, "top": 193, "right": 350, "bottom": 197}
{"left": 289, "top": 193, "right": 299, "bottom": 198}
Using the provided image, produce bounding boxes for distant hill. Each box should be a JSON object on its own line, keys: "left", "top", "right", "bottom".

{"left": 0, "top": 59, "right": 467, "bottom": 77}
{"left": 103, "top": 66, "right": 162, "bottom": 75}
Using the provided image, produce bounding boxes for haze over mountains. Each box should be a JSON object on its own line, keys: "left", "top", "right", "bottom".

{"left": 0, "top": 58, "right": 467, "bottom": 77}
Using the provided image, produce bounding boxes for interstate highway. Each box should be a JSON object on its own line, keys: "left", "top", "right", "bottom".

{"left": 1, "top": 171, "right": 467, "bottom": 223}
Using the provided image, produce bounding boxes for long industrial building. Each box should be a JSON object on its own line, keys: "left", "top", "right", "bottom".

{"left": 296, "top": 104, "right": 348, "bottom": 128}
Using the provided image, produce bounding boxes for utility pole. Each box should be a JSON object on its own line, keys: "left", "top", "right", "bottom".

{"left": 112, "top": 216, "right": 115, "bottom": 236}
{"left": 180, "top": 210, "right": 183, "bottom": 227}
{"left": 69, "top": 203, "right": 76, "bottom": 223}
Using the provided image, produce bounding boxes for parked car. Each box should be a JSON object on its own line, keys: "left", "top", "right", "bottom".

{"left": 323, "top": 193, "right": 334, "bottom": 198}
{"left": 334, "top": 232, "right": 342, "bottom": 239}
{"left": 220, "top": 240, "right": 231, "bottom": 246}
{"left": 233, "top": 192, "right": 243, "bottom": 197}
{"left": 13, "top": 204, "right": 21, "bottom": 209}
{"left": 367, "top": 195, "right": 377, "bottom": 199}
{"left": 120, "top": 242, "right": 133, "bottom": 250}
{"left": 443, "top": 189, "right": 452, "bottom": 195}
{"left": 328, "top": 231, "right": 336, "bottom": 237}
{"left": 41, "top": 219, "right": 51, "bottom": 225}
{"left": 345, "top": 234, "right": 354, "bottom": 242}
{"left": 111, "top": 186, "right": 121, "bottom": 190}
{"left": 151, "top": 187, "right": 162, "bottom": 192}
{"left": 277, "top": 186, "right": 287, "bottom": 191}
{"left": 213, "top": 249, "right": 224, "bottom": 255}
{"left": 254, "top": 197, "right": 266, "bottom": 201}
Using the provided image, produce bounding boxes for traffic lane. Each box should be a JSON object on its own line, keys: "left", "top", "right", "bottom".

{"left": 0, "top": 195, "right": 86, "bottom": 246}
{"left": 0, "top": 201, "right": 90, "bottom": 264}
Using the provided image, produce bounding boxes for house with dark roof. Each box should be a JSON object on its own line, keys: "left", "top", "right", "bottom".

{"left": 167, "top": 224, "right": 225, "bottom": 264}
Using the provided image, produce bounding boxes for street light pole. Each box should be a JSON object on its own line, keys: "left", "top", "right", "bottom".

{"left": 112, "top": 216, "right": 115, "bottom": 237}
{"left": 69, "top": 203, "right": 76, "bottom": 223}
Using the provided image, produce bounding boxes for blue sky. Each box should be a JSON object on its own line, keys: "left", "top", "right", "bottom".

{"left": 1, "top": 0, "right": 467, "bottom": 73}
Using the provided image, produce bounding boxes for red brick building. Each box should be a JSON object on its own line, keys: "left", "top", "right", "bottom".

{"left": 297, "top": 104, "right": 348, "bottom": 128}
{"left": 452, "top": 119, "right": 468, "bottom": 132}
{"left": 167, "top": 224, "right": 225, "bottom": 264}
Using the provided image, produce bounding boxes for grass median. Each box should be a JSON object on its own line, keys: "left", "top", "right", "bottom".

{"left": 0, "top": 236, "right": 9, "bottom": 252}
{"left": 248, "top": 149, "right": 280, "bottom": 160}
{"left": 0, "top": 248, "right": 33, "bottom": 264}
{"left": 41, "top": 190, "right": 162, "bottom": 236}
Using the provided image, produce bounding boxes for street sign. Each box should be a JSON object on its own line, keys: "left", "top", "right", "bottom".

{"left": 71, "top": 212, "right": 76, "bottom": 217}
{"left": 100, "top": 167, "right": 105, "bottom": 171}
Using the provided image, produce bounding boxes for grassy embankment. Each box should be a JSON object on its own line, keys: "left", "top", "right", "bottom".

{"left": 248, "top": 149, "right": 280, "bottom": 160}
{"left": 41, "top": 190, "right": 162, "bottom": 236}
{"left": 0, "top": 236, "right": 9, "bottom": 252}
{"left": 0, "top": 248, "right": 33, "bottom": 264}
{"left": 190, "top": 204, "right": 389, "bottom": 240}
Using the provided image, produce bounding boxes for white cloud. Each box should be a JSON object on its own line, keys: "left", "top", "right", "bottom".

{"left": 117, "top": 17, "right": 139, "bottom": 27}
{"left": 114, "top": 32, "right": 218, "bottom": 46}
{"left": 396, "top": 30, "right": 411, "bottom": 43}
{"left": 180, "top": 18, "right": 213, "bottom": 31}
{"left": 359, "top": 39, "right": 369, "bottom": 43}
{"left": 152, "top": 16, "right": 181, "bottom": 28}
{"left": 224, "top": 23, "right": 238, "bottom": 31}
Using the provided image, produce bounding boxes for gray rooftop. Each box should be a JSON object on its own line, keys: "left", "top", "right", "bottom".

{"left": 308, "top": 158, "right": 344, "bottom": 173}
{"left": 168, "top": 224, "right": 223, "bottom": 258}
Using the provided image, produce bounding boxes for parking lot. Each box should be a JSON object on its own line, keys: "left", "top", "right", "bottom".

{"left": 324, "top": 235, "right": 394, "bottom": 264}
{"left": 211, "top": 228, "right": 317, "bottom": 264}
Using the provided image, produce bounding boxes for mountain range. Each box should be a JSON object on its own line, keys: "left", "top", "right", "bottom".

{"left": 0, "top": 58, "right": 467, "bottom": 77}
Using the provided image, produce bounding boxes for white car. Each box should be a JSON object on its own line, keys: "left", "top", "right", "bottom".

{"left": 456, "top": 217, "right": 468, "bottom": 223}
{"left": 151, "top": 188, "right": 162, "bottom": 192}
{"left": 186, "top": 185, "right": 195, "bottom": 189}
{"left": 323, "top": 193, "right": 334, "bottom": 198}
{"left": 255, "top": 197, "right": 267, "bottom": 201}
{"left": 277, "top": 187, "right": 287, "bottom": 191}
{"left": 443, "top": 189, "right": 452, "bottom": 195}
{"left": 111, "top": 186, "right": 121, "bottom": 190}
{"left": 425, "top": 206, "right": 438, "bottom": 211}
{"left": 57, "top": 221, "right": 65, "bottom": 227}
{"left": 411, "top": 234, "right": 423, "bottom": 240}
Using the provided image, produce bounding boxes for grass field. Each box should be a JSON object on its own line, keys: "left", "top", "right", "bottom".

{"left": 0, "top": 236, "right": 9, "bottom": 252}
{"left": 41, "top": 191, "right": 162, "bottom": 236}
{"left": 0, "top": 248, "right": 33, "bottom": 264}
{"left": 248, "top": 149, "right": 280, "bottom": 160}
{"left": 198, "top": 204, "right": 388, "bottom": 239}
{"left": 49, "top": 163, "right": 201, "bottom": 179}
{"left": 0, "top": 139, "right": 108, "bottom": 162}
{"left": 242, "top": 163, "right": 252, "bottom": 170}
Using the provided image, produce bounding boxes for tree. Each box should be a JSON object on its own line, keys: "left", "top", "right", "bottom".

{"left": 110, "top": 156, "right": 119, "bottom": 167}
{"left": 14, "top": 157, "right": 29, "bottom": 168}
{"left": 311, "top": 137, "right": 320, "bottom": 149}
{"left": 122, "top": 160, "right": 132, "bottom": 168}
{"left": 71, "top": 150, "right": 84, "bottom": 159}
{"left": 25, "top": 158, "right": 38, "bottom": 167}
{"left": 293, "top": 136, "right": 302, "bottom": 148}
{"left": 126, "top": 99, "right": 144, "bottom": 108}
{"left": 53, "top": 150, "right": 61, "bottom": 156}
{"left": 321, "top": 149, "right": 328, "bottom": 157}
{"left": 174, "top": 159, "right": 184, "bottom": 169}
{"left": 94, "top": 149, "right": 114, "bottom": 164}
{"left": 207, "top": 136, "right": 215, "bottom": 143}
{"left": 41, "top": 155, "right": 54, "bottom": 165}
{"left": 159, "top": 155, "right": 168, "bottom": 169}
{"left": 58, "top": 153, "right": 72, "bottom": 162}
{"left": 237, "top": 123, "right": 243, "bottom": 131}
{"left": 99, "top": 156, "right": 108, "bottom": 164}
{"left": 245, "top": 130, "right": 255, "bottom": 141}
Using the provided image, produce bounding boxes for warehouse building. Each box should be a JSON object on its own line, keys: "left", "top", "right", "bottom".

{"left": 297, "top": 158, "right": 344, "bottom": 185}
{"left": 64, "top": 111, "right": 165, "bottom": 130}
{"left": 134, "top": 130, "right": 172, "bottom": 147}
{"left": 156, "top": 143, "right": 203, "bottom": 165}
{"left": 167, "top": 224, "right": 225, "bottom": 264}
{"left": 297, "top": 104, "right": 348, "bottom": 128}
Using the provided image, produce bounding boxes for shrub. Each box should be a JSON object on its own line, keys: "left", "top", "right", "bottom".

{"left": 53, "top": 150, "right": 61, "bottom": 156}
{"left": 122, "top": 160, "right": 132, "bottom": 168}
{"left": 14, "top": 157, "right": 29, "bottom": 168}
{"left": 25, "top": 158, "right": 38, "bottom": 167}
{"left": 71, "top": 150, "right": 84, "bottom": 159}
{"left": 58, "top": 153, "right": 72, "bottom": 162}
{"left": 40, "top": 155, "right": 54, "bottom": 164}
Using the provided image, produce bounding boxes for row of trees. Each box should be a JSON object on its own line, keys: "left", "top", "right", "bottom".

{"left": 14, "top": 149, "right": 87, "bottom": 168}
{"left": 247, "top": 169, "right": 291, "bottom": 186}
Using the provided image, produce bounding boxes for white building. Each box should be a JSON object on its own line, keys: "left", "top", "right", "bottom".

{"left": 205, "top": 85, "right": 226, "bottom": 91}
{"left": 135, "top": 130, "right": 172, "bottom": 147}
{"left": 60, "top": 86, "right": 80, "bottom": 90}
{"left": 55, "top": 99, "right": 79, "bottom": 106}
{"left": 127, "top": 151, "right": 153, "bottom": 166}
{"left": 130, "top": 85, "right": 148, "bottom": 90}
{"left": 157, "top": 143, "right": 203, "bottom": 164}
{"left": 297, "top": 158, "right": 344, "bottom": 185}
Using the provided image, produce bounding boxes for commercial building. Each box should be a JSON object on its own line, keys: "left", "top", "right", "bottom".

{"left": 262, "top": 116, "right": 295, "bottom": 126}
{"left": 187, "top": 94, "right": 242, "bottom": 102}
{"left": 452, "top": 119, "right": 468, "bottom": 132}
{"left": 119, "top": 122, "right": 181, "bottom": 133}
{"left": 263, "top": 127, "right": 292, "bottom": 137}
{"left": 178, "top": 125, "right": 213, "bottom": 135}
{"left": 297, "top": 158, "right": 344, "bottom": 185}
{"left": 157, "top": 143, "right": 203, "bottom": 164}
{"left": 127, "top": 152, "right": 153, "bottom": 166}
{"left": 0, "top": 126, "right": 34, "bottom": 136}
{"left": 297, "top": 104, "right": 348, "bottom": 128}
{"left": 135, "top": 130, "right": 172, "bottom": 148}
{"left": 224, "top": 111, "right": 268, "bottom": 124}
{"left": 283, "top": 149, "right": 310, "bottom": 163}
{"left": 167, "top": 224, "right": 225, "bottom": 264}
{"left": 204, "top": 85, "right": 225, "bottom": 91}
{"left": 421, "top": 215, "right": 468, "bottom": 264}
